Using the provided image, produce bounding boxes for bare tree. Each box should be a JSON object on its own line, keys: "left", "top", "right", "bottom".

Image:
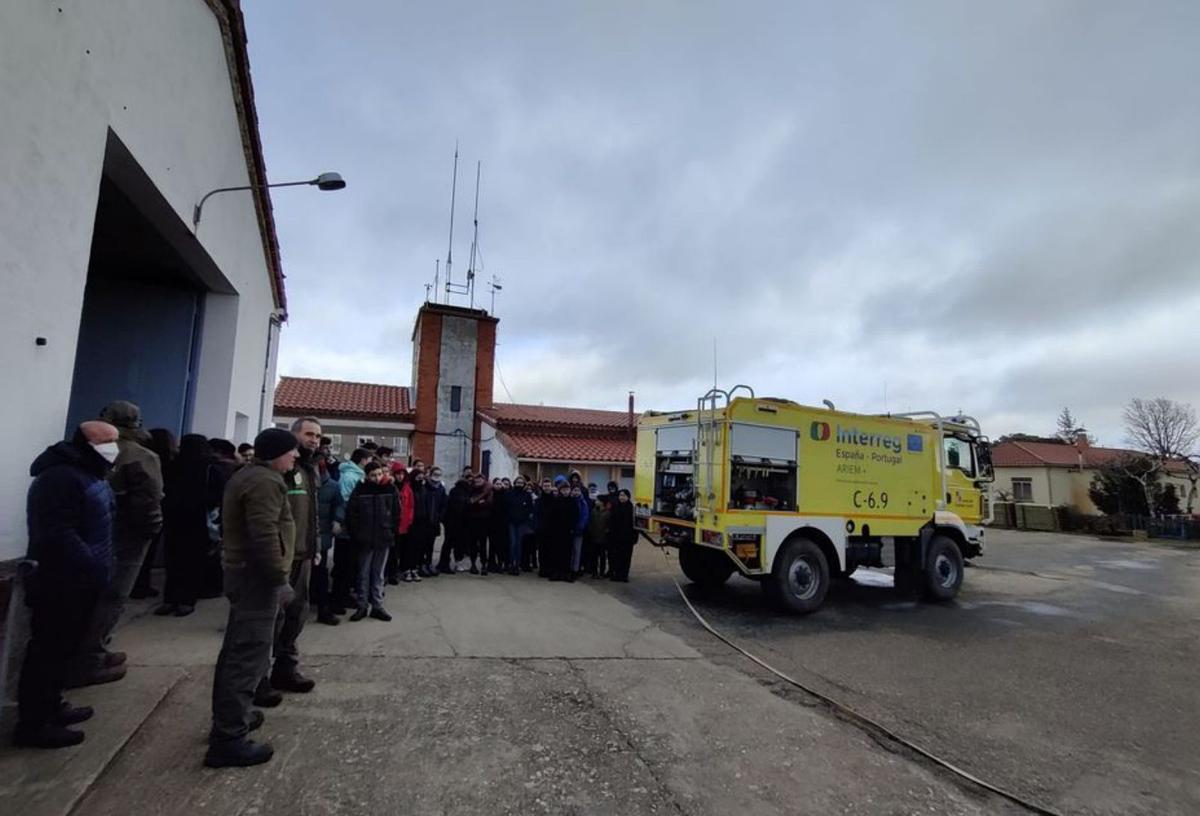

{"left": 1123, "top": 397, "right": 1199, "bottom": 459}
{"left": 1123, "top": 397, "right": 1198, "bottom": 516}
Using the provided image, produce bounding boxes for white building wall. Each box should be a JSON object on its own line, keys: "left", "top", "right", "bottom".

{"left": 432, "top": 317, "right": 478, "bottom": 476}
{"left": 0, "top": 1, "right": 279, "bottom": 560}
{"left": 480, "top": 428, "right": 519, "bottom": 478}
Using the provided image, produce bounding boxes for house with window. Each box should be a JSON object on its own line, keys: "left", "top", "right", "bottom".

{"left": 991, "top": 438, "right": 1196, "bottom": 514}
{"left": 479, "top": 402, "right": 637, "bottom": 489}
{"left": 273, "top": 377, "right": 414, "bottom": 456}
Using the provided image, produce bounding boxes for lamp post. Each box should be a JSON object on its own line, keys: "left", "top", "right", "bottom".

{"left": 193, "top": 172, "right": 346, "bottom": 228}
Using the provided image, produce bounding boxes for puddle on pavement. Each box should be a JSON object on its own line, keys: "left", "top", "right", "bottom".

{"left": 1095, "top": 559, "right": 1159, "bottom": 571}
{"left": 851, "top": 569, "right": 894, "bottom": 587}
{"left": 971, "top": 600, "right": 1077, "bottom": 617}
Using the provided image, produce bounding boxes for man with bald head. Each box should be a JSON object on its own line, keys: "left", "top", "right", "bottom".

{"left": 14, "top": 421, "right": 120, "bottom": 749}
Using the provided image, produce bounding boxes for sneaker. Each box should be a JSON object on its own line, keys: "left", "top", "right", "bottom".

{"left": 174, "top": 604, "right": 195, "bottom": 617}
{"left": 350, "top": 607, "right": 368, "bottom": 622}
{"left": 53, "top": 703, "right": 94, "bottom": 726}
{"left": 271, "top": 670, "right": 315, "bottom": 694}
{"left": 402, "top": 571, "right": 414, "bottom": 583}
{"left": 253, "top": 679, "right": 284, "bottom": 708}
{"left": 64, "top": 664, "right": 126, "bottom": 690}
{"left": 204, "top": 737, "right": 274, "bottom": 768}
{"left": 153, "top": 603, "right": 177, "bottom": 616}
{"left": 369, "top": 606, "right": 393, "bottom": 622}
{"left": 13, "top": 723, "right": 85, "bottom": 749}
{"left": 410, "top": 570, "right": 422, "bottom": 583}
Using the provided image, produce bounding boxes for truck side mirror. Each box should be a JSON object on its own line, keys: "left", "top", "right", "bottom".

{"left": 976, "top": 442, "right": 993, "bottom": 477}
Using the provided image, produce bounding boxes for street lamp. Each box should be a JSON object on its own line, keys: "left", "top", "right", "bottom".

{"left": 193, "top": 172, "right": 346, "bottom": 228}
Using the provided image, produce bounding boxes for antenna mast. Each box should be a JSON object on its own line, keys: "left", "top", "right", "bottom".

{"left": 467, "top": 161, "right": 481, "bottom": 309}
{"left": 443, "top": 143, "right": 459, "bottom": 304}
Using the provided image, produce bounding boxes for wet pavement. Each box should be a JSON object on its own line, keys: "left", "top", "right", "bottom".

{"left": 608, "top": 529, "right": 1200, "bottom": 815}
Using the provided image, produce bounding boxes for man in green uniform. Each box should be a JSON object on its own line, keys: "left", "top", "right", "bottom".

{"left": 205, "top": 428, "right": 298, "bottom": 768}
{"left": 259, "top": 416, "right": 322, "bottom": 699}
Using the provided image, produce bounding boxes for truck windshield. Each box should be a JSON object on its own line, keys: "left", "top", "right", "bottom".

{"left": 943, "top": 437, "right": 976, "bottom": 478}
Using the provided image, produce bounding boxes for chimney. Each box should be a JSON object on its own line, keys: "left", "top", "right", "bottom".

{"left": 628, "top": 392, "right": 635, "bottom": 437}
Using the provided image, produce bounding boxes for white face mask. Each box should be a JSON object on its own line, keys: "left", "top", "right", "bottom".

{"left": 92, "top": 441, "right": 120, "bottom": 464}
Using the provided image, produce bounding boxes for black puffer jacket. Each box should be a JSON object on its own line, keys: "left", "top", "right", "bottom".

{"left": 26, "top": 433, "right": 116, "bottom": 587}
{"left": 346, "top": 480, "right": 400, "bottom": 551}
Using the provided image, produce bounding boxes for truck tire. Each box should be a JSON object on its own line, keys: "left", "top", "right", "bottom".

{"left": 923, "top": 534, "right": 964, "bottom": 601}
{"left": 765, "top": 537, "right": 829, "bottom": 614}
{"left": 679, "top": 545, "right": 735, "bottom": 589}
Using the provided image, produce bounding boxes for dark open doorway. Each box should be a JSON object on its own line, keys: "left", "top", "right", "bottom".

{"left": 66, "top": 132, "right": 233, "bottom": 437}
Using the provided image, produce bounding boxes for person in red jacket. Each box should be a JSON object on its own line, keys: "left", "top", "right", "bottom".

{"left": 386, "top": 463, "right": 416, "bottom": 583}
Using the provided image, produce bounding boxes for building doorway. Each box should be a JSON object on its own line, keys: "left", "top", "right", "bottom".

{"left": 65, "top": 140, "right": 216, "bottom": 436}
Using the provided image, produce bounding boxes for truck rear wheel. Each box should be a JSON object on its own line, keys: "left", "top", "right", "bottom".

{"left": 678, "top": 545, "right": 735, "bottom": 589}
{"left": 923, "top": 535, "right": 964, "bottom": 601}
{"left": 765, "top": 537, "right": 829, "bottom": 614}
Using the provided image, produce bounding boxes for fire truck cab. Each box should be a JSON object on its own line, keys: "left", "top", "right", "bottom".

{"left": 634, "top": 386, "right": 993, "bottom": 613}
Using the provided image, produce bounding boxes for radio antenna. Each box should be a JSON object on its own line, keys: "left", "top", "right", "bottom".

{"left": 443, "top": 143, "right": 459, "bottom": 303}
{"left": 467, "top": 160, "right": 481, "bottom": 309}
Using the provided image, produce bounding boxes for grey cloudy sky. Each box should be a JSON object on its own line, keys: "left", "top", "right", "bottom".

{"left": 243, "top": 1, "right": 1200, "bottom": 447}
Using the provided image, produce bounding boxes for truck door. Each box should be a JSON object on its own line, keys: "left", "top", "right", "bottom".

{"left": 942, "top": 436, "right": 982, "bottom": 522}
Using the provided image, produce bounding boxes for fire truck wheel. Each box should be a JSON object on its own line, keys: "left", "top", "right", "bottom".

{"left": 679, "top": 545, "right": 735, "bottom": 589}
{"left": 766, "top": 537, "right": 829, "bottom": 614}
{"left": 923, "top": 535, "right": 964, "bottom": 601}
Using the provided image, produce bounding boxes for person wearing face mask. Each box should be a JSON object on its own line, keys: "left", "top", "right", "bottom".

{"left": 64, "top": 401, "right": 164, "bottom": 689}
{"left": 417, "top": 467, "right": 446, "bottom": 576}
{"left": 15, "top": 421, "right": 120, "bottom": 749}
{"left": 205, "top": 428, "right": 299, "bottom": 768}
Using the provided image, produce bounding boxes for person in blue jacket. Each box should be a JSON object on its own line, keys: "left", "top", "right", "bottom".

{"left": 16, "top": 421, "right": 119, "bottom": 749}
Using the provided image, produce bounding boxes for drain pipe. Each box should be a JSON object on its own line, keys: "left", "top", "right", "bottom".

{"left": 257, "top": 311, "right": 285, "bottom": 432}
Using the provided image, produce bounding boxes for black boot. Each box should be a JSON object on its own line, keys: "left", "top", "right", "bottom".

{"left": 317, "top": 607, "right": 341, "bottom": 626}
{"left": 13, "top": 723, "right": 86, "bottom": 749}
{"left": 204, "top": 737, "right": 274, "bottom": 768}
{"left": 270, "top": 669, "right": 316, "bottom": 694}
{"left": 253, "top": 678, "right": 283, "bottom": 708}
{"left": 53, "top": 703, "right": 94, "bottom": 726}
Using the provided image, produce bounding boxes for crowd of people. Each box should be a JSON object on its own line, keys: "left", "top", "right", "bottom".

{"left": 14, "top": 404, "right": 638, "bottom": 769}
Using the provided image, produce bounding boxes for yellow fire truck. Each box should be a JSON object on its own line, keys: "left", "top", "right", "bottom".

{"left": 634, "top": 386, "right": 993, "bottom": 613}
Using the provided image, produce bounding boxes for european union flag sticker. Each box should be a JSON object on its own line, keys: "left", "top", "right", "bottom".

{"left": 906, "top": 434, "right": 924, "bottom": 453}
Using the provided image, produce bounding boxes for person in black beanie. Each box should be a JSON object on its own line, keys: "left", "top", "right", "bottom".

{"left": 205, "top": 428, "right": 298, "bottom": 768}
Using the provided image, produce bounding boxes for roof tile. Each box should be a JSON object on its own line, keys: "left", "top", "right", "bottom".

{"left": 498, "top": 431, "right": 635, "bottom": 463}
{"left": 274, "top": 376, "right": 412, "bottom": 420}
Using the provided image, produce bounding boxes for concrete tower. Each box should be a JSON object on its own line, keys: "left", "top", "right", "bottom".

{"left": 410, "top": 303, "right": 497, "bottom": 475}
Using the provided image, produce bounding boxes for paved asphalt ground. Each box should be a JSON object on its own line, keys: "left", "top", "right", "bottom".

{"left": 606, "top": 528, "right": 1200, "bottom": 815}
{"left": 1, "top": 528, "right": 1195, "bottom": 815}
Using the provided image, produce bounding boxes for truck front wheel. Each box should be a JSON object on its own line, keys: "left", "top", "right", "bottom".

{"left": 678, "top": 545, "right": 735, "bottom": 589}
{"left": 923, "top": 535, "right": 964, "bottom": 601}
{"left": 765, "top": 537, "right": 829, "bottom": 614}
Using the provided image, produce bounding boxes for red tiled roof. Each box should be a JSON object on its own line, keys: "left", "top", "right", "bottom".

{"left": 496, "top": 430, "right": 635, "bottom": 464}
{"left": 993, "top": 441, "right": 1191, "bottom": 473}
{"left": 274, "top": 376, "right": 413, "bottom": 420}
{"left": 479, "top": 403, "right": 633, "bottom": 431}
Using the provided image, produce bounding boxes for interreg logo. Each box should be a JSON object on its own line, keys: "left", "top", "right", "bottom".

{"left": 834, "top": 425, "right": 903, "bottom": 454}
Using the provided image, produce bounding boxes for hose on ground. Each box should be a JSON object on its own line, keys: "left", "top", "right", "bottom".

{"left": 662, "top": 550, "right": 1063, "bottom": 816}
